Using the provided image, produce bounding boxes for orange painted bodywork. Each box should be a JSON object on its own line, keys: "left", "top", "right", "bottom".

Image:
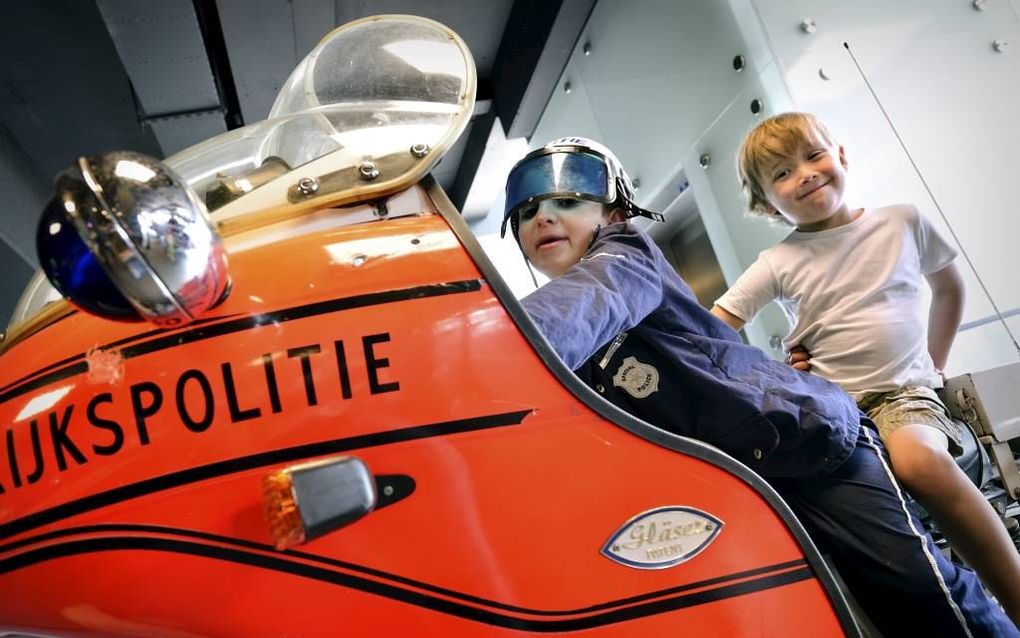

{"left": 0, "top": 206, "right": 848, "bottom": 636}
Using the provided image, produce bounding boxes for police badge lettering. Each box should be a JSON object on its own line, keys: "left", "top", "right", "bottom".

{"left": 612, "top": 356, "right": 659, "bottom": 398}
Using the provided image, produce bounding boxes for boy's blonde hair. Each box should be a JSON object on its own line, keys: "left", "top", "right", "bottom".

{"left": 737, "top": 112, "right": 838, "bottom": 220}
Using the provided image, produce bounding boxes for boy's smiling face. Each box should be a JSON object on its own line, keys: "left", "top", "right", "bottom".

{"left": 518, "top": 198, "right": 623, "bottom": 278}
{"left": 761, "top": 134, "right": 854, "bottom": 231}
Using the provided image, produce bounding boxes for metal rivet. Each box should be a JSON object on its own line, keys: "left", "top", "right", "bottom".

{"left": 411, "top": 238, "right": 421, "bottom": 245}
{"left": 410, "top": 143, "right": 430, "bottom": 158}
{"left": 752, "top": 448, "right": 763, "bottom": 460}
{"left": 359, "top": 161, "right": 379, "bottom": 181}
{"left": 733, "top": 54, "right": 745, "bottom": 72}
{"left": 352, "top": 255, "right": 367, "bottom": 267}
{"left": 583, "top": 42, "right": 592, "bottom": 56}
{"left": 631, "top": 177, "right": 641, "bottom": 190}
{"left": 973, "top": 0, "right": 988, "bottom": 10}
{"left": 596, "top": 384, "right": 605, "bottom": 393}
{"left": 819, "top": 68, "right": 831, "bottom": 81}
{"left": 564, "top": 81, "right": 572, "bottom": 94}
{"left": 699, "top": 153, "right": 711, "bottom": 169}
{"left": 993, "top": 39, "right": 1008, "bottom": 52}
{"left": 800, "top": 18, "right": 817, "bottom": 34}
{"left": 297, "top": 176, "right": 318, "bottom": 195}
{"left": 383, "top": 485, "right": 394, "bottom": 497}
{"left": 769, "top": 335, "right": 783, "bottom": 350}
{"left": 705, "top": 523, "right": 714, "bottom": 531}
{"left": 750, "top": 98, "right": 763, "bottom": 115}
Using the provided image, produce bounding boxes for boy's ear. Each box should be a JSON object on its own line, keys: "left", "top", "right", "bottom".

{"left": 838, "top": 145, "right": 847, "bottom": 169}
{"left": 607, "top": 206, "right": 628, "bottom": 224}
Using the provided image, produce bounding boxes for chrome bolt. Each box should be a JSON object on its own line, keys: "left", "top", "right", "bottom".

{"left": 973, "top": 0, "right": 988, "bottom": 10}
{"left": 993, "top": 39, "right": 1008, "bottom": 52}
{"left": 800, "top": 18, "right": 817, "bottom": 34}
{"left": 410, "top": 143, "right": 430, "bottom": 158}
{"left": 699, "top": 153, "right": 711, "bottom": 169}
{"left": 297, "top": 176, "right": 319, "bottom": 196}
{"left": 583, "top": 42, "right": 592, "bottom": 56}
{"left": 359, "top": 161, "right": 380, "bottom": 181}
{"left": 383, "top": 485, "right": 394, "bottom": 497}
{"left": 733, "top": 54, "right": 746, "bottom": 72}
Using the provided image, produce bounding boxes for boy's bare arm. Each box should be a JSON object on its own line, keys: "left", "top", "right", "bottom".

{"left": 925, "top": 261, "right": 965, "bottom": 373}
{"left": 710, "top": 305, "right": 746, "bottom": 331}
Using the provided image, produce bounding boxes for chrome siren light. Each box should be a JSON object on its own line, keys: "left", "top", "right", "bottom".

{"left": 37, "top": 151, "right": 230, "bottom": 326}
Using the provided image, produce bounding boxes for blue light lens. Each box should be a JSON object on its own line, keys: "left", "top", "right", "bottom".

{"left": 36, "top": 196, "right": 140, "bottom": 321}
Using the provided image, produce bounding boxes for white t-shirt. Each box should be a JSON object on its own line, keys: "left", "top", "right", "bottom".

{"left": 716, "top": 204, "right": 958, "bottom": 398}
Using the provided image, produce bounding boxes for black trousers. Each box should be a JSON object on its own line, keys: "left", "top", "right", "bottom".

{"left": 771, "top": 423, "right": 1016, "bottom": 638}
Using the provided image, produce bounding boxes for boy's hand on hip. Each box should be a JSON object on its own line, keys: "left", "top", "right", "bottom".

{"left": 786, "top": 345, "right": 812, "bottom": 372}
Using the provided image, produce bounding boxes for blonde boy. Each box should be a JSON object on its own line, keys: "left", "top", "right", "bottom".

{"left": 712, "top": 112, "right": 1020, "bottom": 625}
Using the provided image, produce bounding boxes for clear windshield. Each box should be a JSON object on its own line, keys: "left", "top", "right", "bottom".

{"left": 165, "top": 14, "right": 475, "bottom": 220}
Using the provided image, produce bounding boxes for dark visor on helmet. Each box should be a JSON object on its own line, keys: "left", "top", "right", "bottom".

{"left": 500, "top": 150, "right": 613, "bottom": 238}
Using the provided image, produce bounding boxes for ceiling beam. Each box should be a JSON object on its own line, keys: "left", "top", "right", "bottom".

{"left": 491, "top": 0, "right": 595, "bottom": 140}
{"left": 192, "top": 0, "right": 244, "bottom": 130}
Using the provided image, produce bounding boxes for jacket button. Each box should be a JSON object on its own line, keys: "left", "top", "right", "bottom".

{"left": 752, "top": 448, "right": 763, "bottom": 460}
{"left": 596, "top": 384, "right": 605, "bottom": 393}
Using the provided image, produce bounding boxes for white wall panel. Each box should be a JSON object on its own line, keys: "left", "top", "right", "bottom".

{"left": 751, "top": 0, "right": 1016, "bottom": 63}
{"left": 849, "top": 25, "right": 1020, "bottom": 320}
{"left": 571, "top": 0, "right": 755, "bottom": 198}
{"left": 951, "top": 318, "right": 1020, "bottom": 375}
{"left": 683, "top": 71, "right": 793, "bottom": 357}
{"left": 530, "top": 61, "right": 604, "bottom": 147}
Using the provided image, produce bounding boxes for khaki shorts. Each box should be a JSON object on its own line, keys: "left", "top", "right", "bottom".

{"left": 856, "top": 385, "right": 965, "bottom": 457}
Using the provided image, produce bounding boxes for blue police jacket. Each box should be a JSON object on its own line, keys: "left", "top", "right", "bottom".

{"left": 522, "top": 223, "right": 860, "bottom": 478}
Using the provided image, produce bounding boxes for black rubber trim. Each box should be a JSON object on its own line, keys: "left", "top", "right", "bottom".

{"left": 374, "top": 474, "right": 416, "bottom": 509}
{"left": 0, "top": 409, "right": 528, "bottom": 540}
{"left": 0, "top": 532, "right": 814, "bottom": 631}
{"left": 0, "top": 281, "right": 482, "bottom": 405}
{"left": 0, "top": 523, "right": 809, "bottom": 618}
{"left": 423, "top": 175, "right": 863, "bottom": 637}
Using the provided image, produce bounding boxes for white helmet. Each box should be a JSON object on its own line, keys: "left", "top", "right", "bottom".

{"left": 501, "top": 136, "right": 663, "bottom": 240}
